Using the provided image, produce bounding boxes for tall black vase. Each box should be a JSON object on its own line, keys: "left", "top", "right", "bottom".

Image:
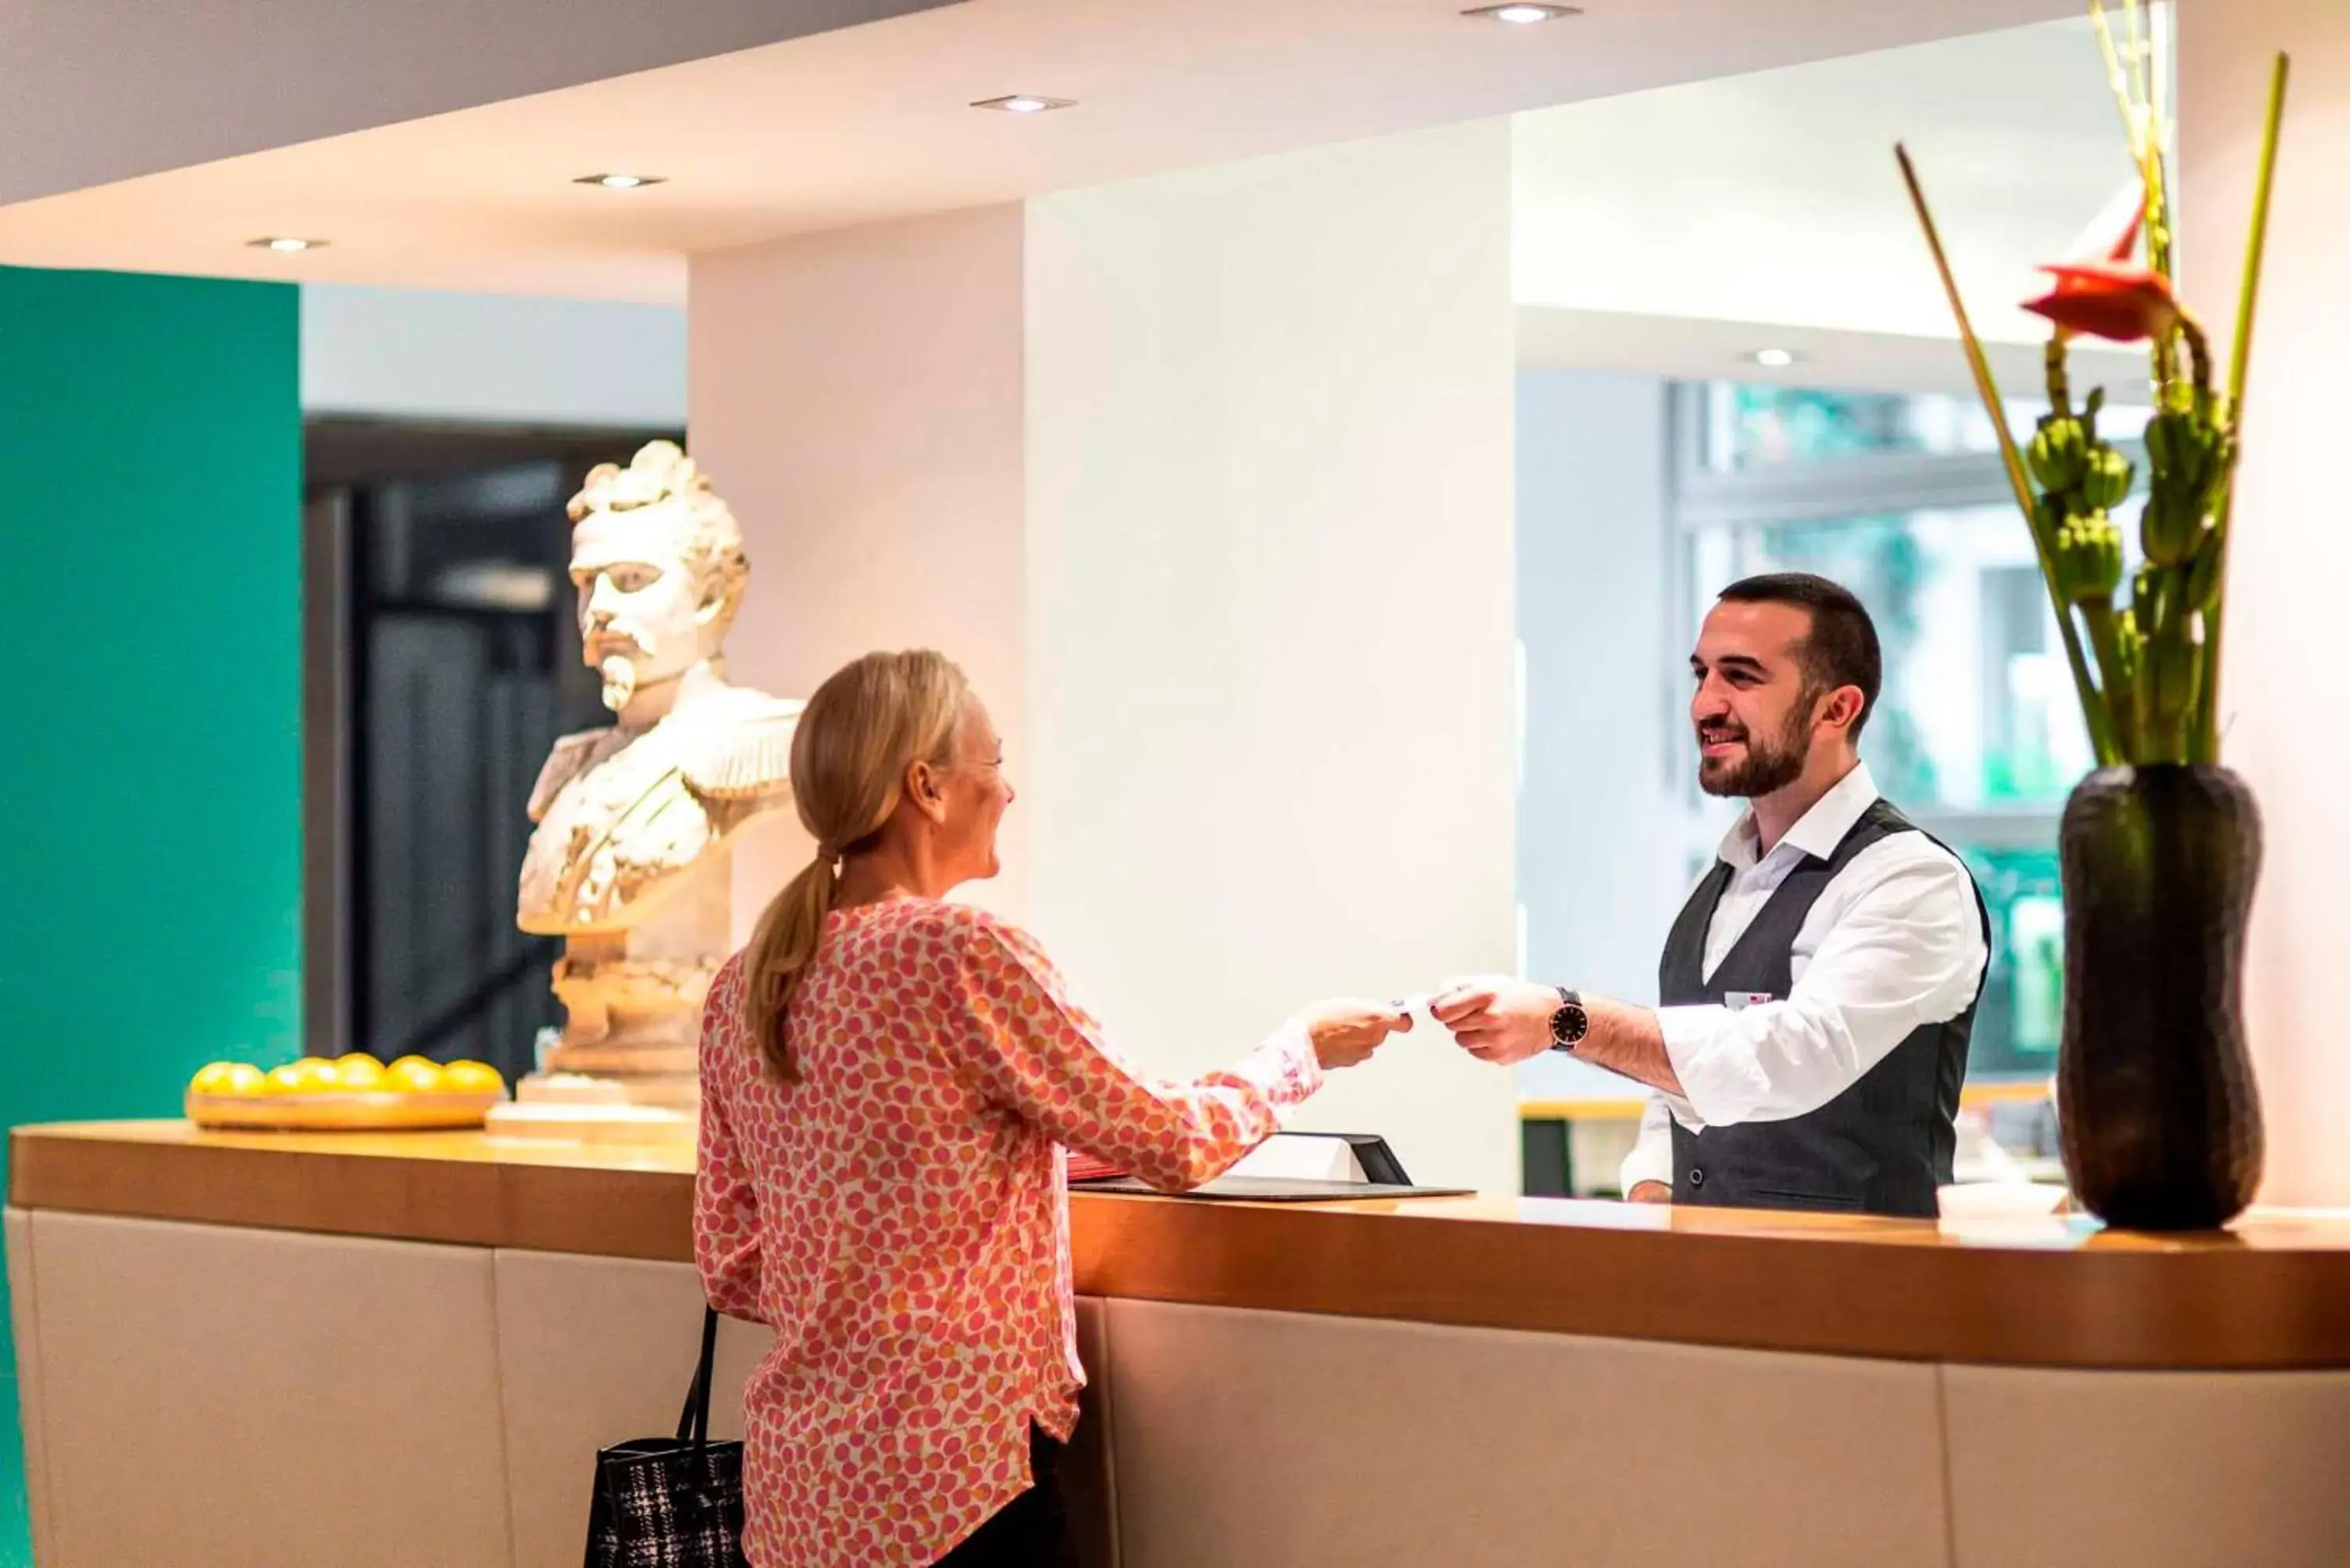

{"left": 2058, "top": 764, "right": 2265, "bottom": 1230}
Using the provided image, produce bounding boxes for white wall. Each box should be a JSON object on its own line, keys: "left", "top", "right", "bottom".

{"left": 687, "top": 121, "right": 1521, "bottom": 1193}
{"left": 2180, "top": 0, "right": 2350, "bottom": 1205}
{"left": 1023, "top": 121, "right": 1520, "bottom": 1194}
{"left": 1512, "top": 369, "right": 1686, "bottom": 1104}
{"left": 689, "top": 204, "right": 1031, "bottom": 921}
{"left": 302, "top": 284, "right": 686, "bottom": 428}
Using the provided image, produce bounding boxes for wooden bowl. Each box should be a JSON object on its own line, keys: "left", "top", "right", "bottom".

{"left": 186, "top": 1090, "right": 507, "bottom": 1133}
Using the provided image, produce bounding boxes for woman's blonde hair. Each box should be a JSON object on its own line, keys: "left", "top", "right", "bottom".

{"left": 743, "top": 649, "right": 970, "bottom": 1082}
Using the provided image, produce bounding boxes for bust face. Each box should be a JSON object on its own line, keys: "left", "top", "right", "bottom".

{"left": 569, "top": 508, "right": 719, "bottom": 712}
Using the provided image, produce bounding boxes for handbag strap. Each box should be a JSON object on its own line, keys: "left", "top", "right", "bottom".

{"left": 674, "top": 1305, "right": 720, "bottom": 1447}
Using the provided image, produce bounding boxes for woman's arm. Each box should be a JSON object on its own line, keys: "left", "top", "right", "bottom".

{"left": 950, "top": 916, "right": 1392, "bottom": 1194}
{"left": 692, "top": 962, "right": 766, "bottom": 1321}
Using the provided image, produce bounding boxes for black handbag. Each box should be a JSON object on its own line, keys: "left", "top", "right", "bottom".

{"left": 584, "top": 1306, "right": 751, "bottom": 1567}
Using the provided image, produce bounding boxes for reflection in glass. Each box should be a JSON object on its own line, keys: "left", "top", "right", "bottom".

{"left": 1701, "top": 384, "right": 2153, "bottom": 473}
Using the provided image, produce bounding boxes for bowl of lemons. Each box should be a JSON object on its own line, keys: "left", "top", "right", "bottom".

{"left": 186, "top": 1053, "right": 508, "bottom": 1131}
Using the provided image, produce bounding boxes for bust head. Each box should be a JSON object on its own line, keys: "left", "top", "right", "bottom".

{"left": 567, "top": 441, "right": 750, "bottom": 713}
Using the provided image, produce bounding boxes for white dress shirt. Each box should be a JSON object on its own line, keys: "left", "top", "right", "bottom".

{"left": 1618, "top": 762, "right": 1987, "bottom": 1194}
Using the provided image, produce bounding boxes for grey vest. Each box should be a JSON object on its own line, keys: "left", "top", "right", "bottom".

{"left": 1661, "top": 797, "right": 1987, "bottom": 1218}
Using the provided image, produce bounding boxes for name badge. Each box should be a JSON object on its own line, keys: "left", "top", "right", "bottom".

{"left": 1725, "top": 991, "right": 1774, "bottom": 1011}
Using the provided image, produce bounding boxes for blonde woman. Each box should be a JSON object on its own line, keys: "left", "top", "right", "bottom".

{"left": 694, "top": 649, "right": 1408, "bottom": 1568}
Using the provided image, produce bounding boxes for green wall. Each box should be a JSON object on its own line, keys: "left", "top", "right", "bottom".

{"left": 0, "top": 266, "right": 302, "bottom": 1565}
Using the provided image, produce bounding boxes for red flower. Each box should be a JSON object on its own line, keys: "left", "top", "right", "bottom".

{"left": 2098, "top": 193, "right": 2146, "bottom": 262}
{"left": 2023, "top": 260, "right": 2182, "bottom": 342}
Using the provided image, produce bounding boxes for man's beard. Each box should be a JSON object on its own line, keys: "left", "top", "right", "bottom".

{"left": 1697, "top": 694, "right": 1816, "bottom": 798}
{"left": 598, "top": 653, "right": 639, "bottom": 713}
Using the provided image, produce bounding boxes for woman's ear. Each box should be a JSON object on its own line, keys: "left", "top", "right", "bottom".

{"left": 906, "top": 759, "right": 949, "bottom": 826}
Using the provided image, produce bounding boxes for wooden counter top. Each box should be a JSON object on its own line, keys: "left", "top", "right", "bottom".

{"left": 14, "top": 1121, "right": 2350, "bottom": 1371}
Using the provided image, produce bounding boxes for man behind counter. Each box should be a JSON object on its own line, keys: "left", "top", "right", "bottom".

{"left": 1432, "top": 573, "right": 1989, "bottom": 1218}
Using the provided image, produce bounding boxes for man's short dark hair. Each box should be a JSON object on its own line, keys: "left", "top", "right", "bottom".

{"left": 1716, "top": 573, "right": 1882, "bottom": 741}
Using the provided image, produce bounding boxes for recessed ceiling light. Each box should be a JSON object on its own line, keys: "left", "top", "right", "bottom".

{"left": 574, "top": 173, "right": 666, "bottom": 190}
{"left": 1748, "top": 347, "right": 1799, "bottom": 369}
{"left": 972, "top": 94, "right": 1075, "bottom": 114}
{"left": 247, "top": 237, "right": 327, "bottom": 253}
{"left": 1463, "top": 3, "right": 1582, "bottom": 22}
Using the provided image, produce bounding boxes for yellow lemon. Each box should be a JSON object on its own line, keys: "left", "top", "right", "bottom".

{"left": 382, "top": 1057, "right": 445, "bottom": 1095}
{"left": 212, "top": 1063, "right": 268, "bottom": 1097}
{"left": 207, "top": 1062, "right": 269, "bottom": 1100}
{"left": 332, "top": 1053, "right": 386, "bottom": 1091}
{"left": 265, "top": 1059, "right": 340, "bottom": 1097}
{"left": 189, "top": 1061, "right": 242, "bottom": 1097}
{"left": 440, "top": 1060, "right": 506, "bottom": 1097}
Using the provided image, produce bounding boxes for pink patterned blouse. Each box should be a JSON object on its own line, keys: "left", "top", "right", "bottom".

{"left": 694, "top": 896, "right": 1323, "bottom": 1567}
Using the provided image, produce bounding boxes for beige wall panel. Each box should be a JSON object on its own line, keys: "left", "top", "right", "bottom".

{"left": 494, "top": 1250, "right": 766, "bottom": 1568}
{"left": 27, "top": 1212, "right": 509, "bottom": 1568}
{"left": 6, "top": 1209, "right": 55, "bottom": 1567}
{"left": 1104, "top": 1299, "right": 1950, "bottom": 1568}
{"left": 1944, "top": 1364, "right": 2350, "bottom": 1568}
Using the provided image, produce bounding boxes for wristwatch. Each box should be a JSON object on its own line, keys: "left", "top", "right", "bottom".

{"left": 1548, "top": 987, "right": 1589, "bottom": 1052}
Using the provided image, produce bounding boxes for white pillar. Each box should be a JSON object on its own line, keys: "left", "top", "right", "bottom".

{"left": 2180, "top": 0, "right": 2350, "bottom": 1205}
{"left": 689, "top": 204, "right": 1031, "bottom": 921}
{"left": 689, "top": 120, "right": 1520, "bottom": 1193}
{"left": 1024, "top": 120, "right": 1520, "bottom": 1194}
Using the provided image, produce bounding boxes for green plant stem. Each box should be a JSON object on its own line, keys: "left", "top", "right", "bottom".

{"left": 2174, "top": 634, "right": 2204, "bottom": 762}
{"left": 2079, "top": 598, "right": 2135, "bottom": 759}
{"left": 2192, "top": 52, "right": 2290, "bottom": 764}
{"left": 2178, "top": 311, "right": 2214, "bottom": 406}
{"left": 1896, "top": 143, "right": 2120, "bottom": 767}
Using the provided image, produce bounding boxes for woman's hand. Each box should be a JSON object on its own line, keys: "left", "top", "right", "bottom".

{"left": 1294, "top": 999, "right": 1413, "bottom": 1070}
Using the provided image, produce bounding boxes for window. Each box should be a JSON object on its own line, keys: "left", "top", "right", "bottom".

{"left": 1669, "top": 382, "right": 2142, "bottom": 1082}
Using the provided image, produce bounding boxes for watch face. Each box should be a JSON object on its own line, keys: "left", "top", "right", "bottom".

{"left": 1550, "top": 1004, "right": 1585, "bottom": 1047}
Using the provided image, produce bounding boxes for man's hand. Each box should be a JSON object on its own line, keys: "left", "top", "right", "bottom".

{"left": 1293, "top": 999, "right": 1413, "bottom": 1071}
{"left": 1428, "top": 977, "right": 1560, "bottom": 1066}
{"left": 1625, "top": 1180, "right": 1672, "bottom": 1204}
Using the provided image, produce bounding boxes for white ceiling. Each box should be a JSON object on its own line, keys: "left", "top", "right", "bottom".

{"left": 0, "top": 0, "right": 951, "bottom": 206}
{"left": 1513, "top": 16, "right": 2137, "bottom": 348}
{"left": 0, "top": 0, "right": 2077, "bottom": 304}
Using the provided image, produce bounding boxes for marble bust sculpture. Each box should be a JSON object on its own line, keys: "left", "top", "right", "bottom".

{"left": 509, "top": 440, "right": 801, "bottom": 1117}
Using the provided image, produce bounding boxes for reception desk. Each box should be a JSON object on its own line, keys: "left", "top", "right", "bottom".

{"left": 10, "top": 1122, "right": 2350, "bottom": 1566}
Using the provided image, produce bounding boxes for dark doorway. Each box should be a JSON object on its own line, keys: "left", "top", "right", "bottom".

{"left": 305, "top": 419, "right": 682, "bottom": 1082}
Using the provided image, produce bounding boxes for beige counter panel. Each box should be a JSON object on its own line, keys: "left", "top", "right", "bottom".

{"left": 493, "top": 1250, "right": 768, "bottom": 1568}
{"left": 23, "top": 1209, "right": 513, "bottom": 1567}
{"left": 1943, "top": 1363, "right": 2350, "bottom": 1565}
{"left": 1104, "top": 1299, "right": 1950, "bottom": 1568}
{"left": 11, "top": 1123, "right": 2350, "bottom": 1568}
